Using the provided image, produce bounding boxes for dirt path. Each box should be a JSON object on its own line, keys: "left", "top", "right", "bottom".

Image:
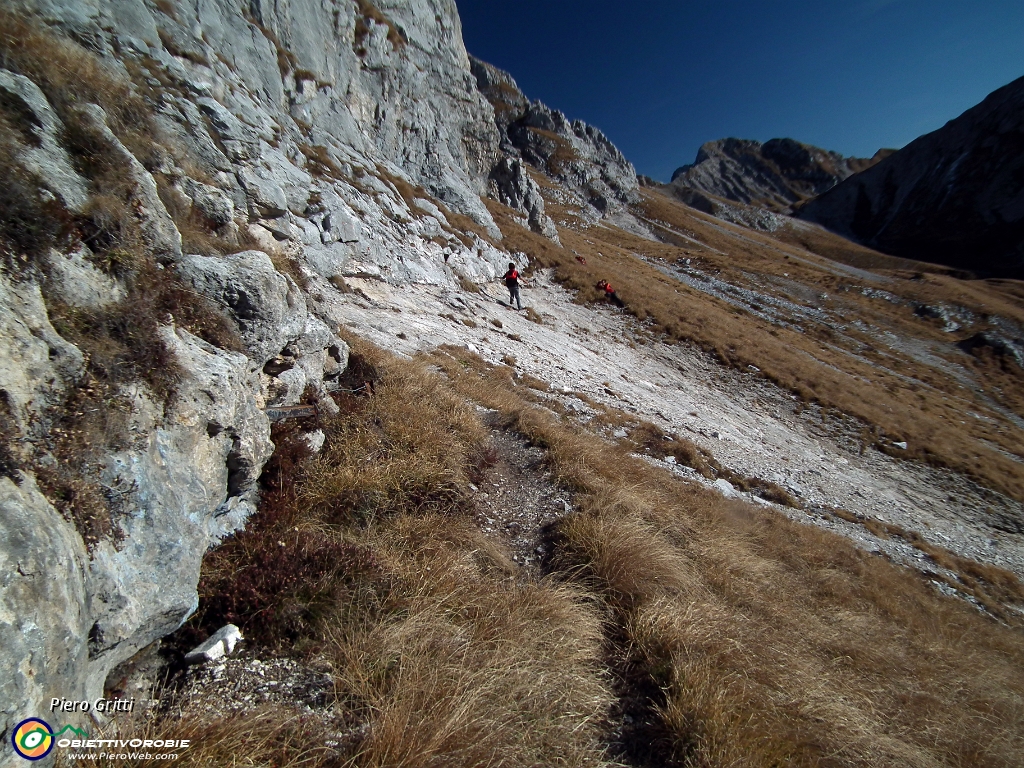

{"left": 466, "top": 411, "right": 672, "bottom": 766}
{"left": 468, "top": 411, "right": 570, "bottom": 570}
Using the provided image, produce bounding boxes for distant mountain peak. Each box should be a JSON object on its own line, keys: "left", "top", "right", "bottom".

{"left": 669, "top": 137, "right": 889, "bottom": 212}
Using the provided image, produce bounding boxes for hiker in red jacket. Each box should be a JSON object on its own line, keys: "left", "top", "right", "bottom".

{"left": 503, "top": 262, "right": 523, "bottom": 310}
{"left": 596, "top": 279, "right": 624, "bottom": 307}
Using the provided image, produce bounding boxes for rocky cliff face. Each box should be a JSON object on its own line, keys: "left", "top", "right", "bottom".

{"left": 798, "top": 76, "right": 1024, "bottom": 278}
{"left": 470, "top": 56, "right": 642, "bottom": 230}
{"left": 670, "top": 137, "right": 890, "bottom": 212}
{"left": 0, "top": 0, "right": 577, "bottom": 757}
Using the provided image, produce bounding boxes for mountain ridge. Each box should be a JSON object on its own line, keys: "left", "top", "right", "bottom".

{"left": 669, "top": 136, "right": 892, "bottom": 212}
{"left": 797, "top": 74, "right": 1024, "bottom": 278}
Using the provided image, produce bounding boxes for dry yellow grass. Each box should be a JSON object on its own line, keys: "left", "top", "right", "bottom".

{"left": 76, "top": 338, "right": 617, "bottom": 767}
{"left": 427, "top": 344, "right": 1024, "bottom": 767}
{"left": 486, "top": 188, "right": 1024, "bottom": 505}
{"left": 68, "top": 338, "right": 1024, "bottom": 767}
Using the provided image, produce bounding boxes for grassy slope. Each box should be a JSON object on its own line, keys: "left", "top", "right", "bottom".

{"left": 432, "top": 345, "right": 1024, "bottom": 767}
{"left": 84, "top": 339, "right": 1024, "bottom": 767}
{"left": 488, "top": 181, "right": 1024, "bottom": 505}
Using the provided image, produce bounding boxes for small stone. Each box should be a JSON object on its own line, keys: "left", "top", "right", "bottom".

{"left": 184, "top": 624, "right": 243, "bottom": 665}
{"left": 893, "top": 441, "right": 908, "bottom": 450}
{"left": 664, "top": 455, "right": 677, "bottom": 465}
{"left": 613, "top": 428, "right": 628, "bottom": 438}
{"left": 713, "top": 479, "right": 736, "bottom": 497}
{"left": 302, "top": 429, "right": 326, "bottom": 454}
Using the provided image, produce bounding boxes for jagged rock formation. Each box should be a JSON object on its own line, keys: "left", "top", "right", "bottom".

{"left": 488, "top": 156, "right": 560, "bottom": 242}
{"left": 470, "top": 56, "right": 641, "bottom": 223}
{"left": 798, "top": 76, "right": 1024, "bottom": 278}
{"left": 670, "top": 137, "right": 891, "bottom": 212}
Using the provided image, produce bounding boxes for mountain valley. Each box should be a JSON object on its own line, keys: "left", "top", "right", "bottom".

{"left": 1, "top": 1, "right": 1023, "bottom": 765}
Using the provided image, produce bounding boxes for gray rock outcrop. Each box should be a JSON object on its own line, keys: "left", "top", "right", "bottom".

{"left": 798, "top": 75, "right": 1024, "bottom": 278}
{"left": 669, "top": 137, "right": 891, "bottom": 212}
{"left": 85, "top": 326, "right": 273, "bottom": 699}
{"left": 177, "top": 251, "right": 308, "bottom": 367}
{"left": 75, "top": 103, "right": 184, "bottom": 262}
{"left": 0, "top": 475, "right": 92, "bottom": 745}
{"left": 0, "top": 69, "right": 90, "bottom": 214}
{"left": 0, "top": 290, "right": 273, "bottom": 763}
{"left": 489, "top": 157, "right": 560, "bottom": 242}
{"left": 0, "top": 1, "right": 666, "bottom": 758}
{"left": 0, "top": 274, "right": 85, "bottom": 433}
{"left": 471, "top": 55, "right": 639, "bottom": 220}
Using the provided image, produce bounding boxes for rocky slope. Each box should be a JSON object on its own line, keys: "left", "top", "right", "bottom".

{"left": 0, "top": 0, "right": 658, "bottom": 756}
{"left": 0, "top": 0, "right": 491, "bottom": 755}
{"left": 798, "top": 75, "right": 1024, "bottom": 278}
{"left": 669, "top": 137, "right": 889, "bottom": 211}
{"left": 1, "top": 0, "right": 1023, "bottom": 762}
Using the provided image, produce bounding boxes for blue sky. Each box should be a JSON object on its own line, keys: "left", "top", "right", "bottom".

{"left": 455, "top": 1, "right": 1024, "bottom": 181}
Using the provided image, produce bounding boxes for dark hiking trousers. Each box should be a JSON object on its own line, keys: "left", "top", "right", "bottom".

{"left": 507, "top": 282, "right": 521, "bottom": 309}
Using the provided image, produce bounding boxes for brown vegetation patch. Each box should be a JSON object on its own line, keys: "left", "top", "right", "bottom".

{"left": 142, "top": 339, "right": 616, "bottom": 767}
{"left": 0, "top": 122, "right": 73, "bottom": 269}
{"left": 486, "top": 188, "right": 1024, "bottom": 503}
{"left": 353, "top": 0, "right": 407, "bottom": 55}
{"left": 840, "top": 515, "right": 1024, "bottom": 619}
{"left": 0, "top": 10, "right": 160, "bottom": 165}
{"left": 426, "top": 343, "right": 1024, "bottom": 767}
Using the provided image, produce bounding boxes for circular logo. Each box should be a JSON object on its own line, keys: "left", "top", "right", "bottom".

{"left": 12, "top": 718, "right": 54, "bottom": 761}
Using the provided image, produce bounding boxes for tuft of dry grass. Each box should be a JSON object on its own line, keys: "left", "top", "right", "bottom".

{"left": 299, "top": 343, "right": 487, "bottom": 525}
{"left": 0, "top": 9, "right": 159, "bottom": 165}
{"left": 323, "top": 516, "right": 612, "bottom": 767}
{"left": 354, "top": 0, "right": 407, "bottom": 53}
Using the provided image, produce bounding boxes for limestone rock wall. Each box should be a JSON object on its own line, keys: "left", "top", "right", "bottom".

{"left": 0, "top": 0, "right": 658, "bottom": 757}
{"left": 0, "top": 1, "right": 525, "bottom": 761}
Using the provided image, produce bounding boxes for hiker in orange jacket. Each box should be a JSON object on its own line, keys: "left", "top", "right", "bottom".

{"left": 503, "top": 262, "right": 524, "bottom": 310}
{"left": 596, "top": 279, "right": 624, "bottom": 307}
